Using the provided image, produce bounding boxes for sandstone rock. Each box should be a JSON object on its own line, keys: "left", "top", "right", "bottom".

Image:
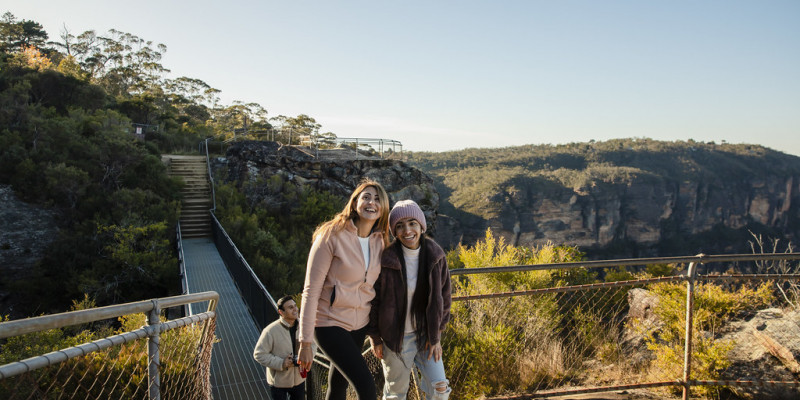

{"left": 212, "top": 141, "right": 443, "bottom": 237}
{"left": 621, "top": 288, "right": 662, "bottom": 367}
{"left": 623, "top": 289, "right": 800, "bottom": 399}
{"left": 720, "top": 308, "right": 800, "bottom": 399}
{"left": 456, "top": 172, "right": 800, "bottom": 258}
{"left": 0, "top": 184, "right": 59, "bottom": 317}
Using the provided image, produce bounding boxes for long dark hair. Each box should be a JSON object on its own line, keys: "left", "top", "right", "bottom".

{"left": 405, "top": 236, "right": 431, "bottom": 347}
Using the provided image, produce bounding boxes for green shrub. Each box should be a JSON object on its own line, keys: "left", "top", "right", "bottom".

{"left": 214, "top": 178, "right": 339, "bottom": 296}
{"left": 642, "top": 282, "right": 775, "bottom": 397}
{"left": 444, "top": 229, "right": 615, "bottom": 399}
{"left": 0, "top": 310, "right": 210, "bottom": 399}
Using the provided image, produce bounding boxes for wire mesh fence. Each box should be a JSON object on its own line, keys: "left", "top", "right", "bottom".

{"left": 299, "top": 254, "right": 800, "bottom": 400}
{"left": 443, "top": 256, "right": 800, "bottom": 400}
{"left": 0, "top": 292, "right": 217, "bottom": 400}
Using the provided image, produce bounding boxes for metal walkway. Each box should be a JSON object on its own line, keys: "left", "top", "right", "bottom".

{"left": 182, "top": 237, "right": 270, "bottom": 400}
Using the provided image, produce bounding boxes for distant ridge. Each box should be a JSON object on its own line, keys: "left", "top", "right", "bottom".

{"left": 406, "top": 138, "right": 800, "bottom": 258}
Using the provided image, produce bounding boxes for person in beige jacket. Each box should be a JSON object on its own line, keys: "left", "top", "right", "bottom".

{"left": 254, "top": 295, "right": 313, "bottom": 400}
{"left": 298, "top": 178, "right": 391, "bottom": 400}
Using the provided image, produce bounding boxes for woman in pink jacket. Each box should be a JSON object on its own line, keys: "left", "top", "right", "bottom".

{"left": 298, "top": 178, "right": 391, "bottom": 400}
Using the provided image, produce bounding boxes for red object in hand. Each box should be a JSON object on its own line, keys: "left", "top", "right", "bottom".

{"left": 300, "top": 368, "right": 308, "bottom": 378}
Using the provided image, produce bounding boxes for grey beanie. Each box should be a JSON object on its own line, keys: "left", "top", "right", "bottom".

{"left": 388, "top": 200, "right": 426, "bottom": 236}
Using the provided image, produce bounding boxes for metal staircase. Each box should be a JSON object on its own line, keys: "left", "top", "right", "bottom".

{"left": 165, "top": 155, "right": 212, "bottom": 238}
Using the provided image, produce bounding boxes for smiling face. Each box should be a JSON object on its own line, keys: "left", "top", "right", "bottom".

{"left": 393, "top": 217, "right": 423, "bottom": 249}
{"left": 355, "top": 186, "right": 382, "bottom": 223}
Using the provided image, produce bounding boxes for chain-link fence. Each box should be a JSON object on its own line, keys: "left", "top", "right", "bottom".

{"left": 445, "top": 253, "right": 800, "bottom": 400}
{"left": 0, "top": 291, "right": 218, "bottom": 400}
{"left": 279, "top": 253, "right": 800, "bottom": 400}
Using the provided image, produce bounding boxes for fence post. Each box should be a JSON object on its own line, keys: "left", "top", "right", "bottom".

{"left": 682, "top": 259, "right": 699, "bottom": 400}
{"left": 148, "top": 300, "right": 162, "bottom": 400}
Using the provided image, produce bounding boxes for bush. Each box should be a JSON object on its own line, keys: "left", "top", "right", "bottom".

{"left": 444, "top": 229, "right": 617, "bottom": 399}
{"left": 214, "top": 178, "right": 340, "bottom": 296}
{"left": 641, "top": 281, "right": 775, "bottom": 397}
{"left": 0, "top": 309, "right": 210, "bottom": 399}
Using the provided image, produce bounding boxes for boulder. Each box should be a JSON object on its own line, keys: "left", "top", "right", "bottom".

{"left": 0, "top": 184, "right": 59, "bottom": 318}
{"left": 720, "top": 308, "right": 800, "bottom": 399}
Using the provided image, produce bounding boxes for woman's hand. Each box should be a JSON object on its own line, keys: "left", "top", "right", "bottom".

{"left": 372, "top": 342, "right": 384, "bottom": 359}
{"left": 298, "top": 342, "right": 314, "bottom": 371}
{"left": 426, "top": 342, "right": 443, "bottom": 362}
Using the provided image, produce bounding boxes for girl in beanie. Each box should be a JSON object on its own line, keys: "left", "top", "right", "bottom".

{"left": 368, "top": 200, "right": 452, "bottom": 400}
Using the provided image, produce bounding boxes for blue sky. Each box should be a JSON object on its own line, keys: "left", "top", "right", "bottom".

{"left": 8, "top": 1, "right": 800, "bottom": 155}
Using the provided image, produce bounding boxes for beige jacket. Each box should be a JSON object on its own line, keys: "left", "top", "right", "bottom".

{"left": 253, "top": 317, "right": 312, "bottom": 388}
{"left": 299, "top": 220, "right": 383, "bottom": 343}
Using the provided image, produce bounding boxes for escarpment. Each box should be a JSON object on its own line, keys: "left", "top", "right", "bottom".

{"left": 216, "top": 139, "right": 800, "bottom": 259}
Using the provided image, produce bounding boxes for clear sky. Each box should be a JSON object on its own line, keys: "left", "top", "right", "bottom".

{"left": 8, "top": 1, "right": 800, "bottom": 155}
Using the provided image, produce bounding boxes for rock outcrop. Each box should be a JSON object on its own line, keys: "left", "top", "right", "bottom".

{"left": 407, "top": 140, "right": 800, "bottom": 255}
{"left": 212, "top": 141, "right": 440, "bottom": 234}
{"left": 216, "top": 140, "right": 800, "bottom": 256}
{"left": 622, "top": 288, "right": 800, "bottom": 400}
{"left": 0, "top": 184, "right": 59, "bottom": 317}
{"left": 720, "top": 308, "right": 800, "bottom": 399}
{"left": 485, "top": 175, "right": 800, "bottom": 256}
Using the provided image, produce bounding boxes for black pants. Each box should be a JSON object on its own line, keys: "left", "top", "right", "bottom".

{"left": 315, "top": 325, "right": 376, "bottom": 400}
{"left": 270, "top": 382, "right": 304, "bottom": 400}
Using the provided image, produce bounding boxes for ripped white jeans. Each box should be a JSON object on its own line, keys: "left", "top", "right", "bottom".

{"left": 381, "top": 332, "right": 451, "bottom": 400}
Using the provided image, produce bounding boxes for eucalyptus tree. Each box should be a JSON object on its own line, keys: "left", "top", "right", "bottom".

{"left": 211, "top": 102, "right": 271, "bottom": 139}
{"left": 0, "top": 12, "right": 49, "bottom": 53}
{"left": 270, "top": 114, "right": 321, "bottom": 145}
{"left": 60, "top": 28, "right": 169, "bottom": 97}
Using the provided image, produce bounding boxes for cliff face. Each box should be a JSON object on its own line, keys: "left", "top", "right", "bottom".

{"left": 0, "top": 185, "right": 59, "bottom": 317}
{"left": 409, "top": 140, "right": 800, "bottom": 256}
{"left": 482, "top": 174, "right": 799, "bottom": 256}
{"left": 213, "top": 141, "right": 440, "bottom": 232}
{"left": 218, "top": 140, "right": 800, "bottom": 258}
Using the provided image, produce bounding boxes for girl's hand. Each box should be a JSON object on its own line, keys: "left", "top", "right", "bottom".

{"left": 426, "top": 342, "right": 443, "bottom": 362}
{"left": 372, "top": 343, "right": 384, "bottom": 359}
{"left": 298, "top": 343, "right": 314, "bottom": 371}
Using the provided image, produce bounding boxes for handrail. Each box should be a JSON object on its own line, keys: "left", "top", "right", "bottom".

{"left": 211, "top": 213, "right": 274, "bottom": 306}
{"left": 177, "top": 222, "right": 188, "bottom": 295}
{"left": 204, "top": 137, "right": 216, "bottom": 212}
{"left": 449, "top": 252, "right": 800, "bottom": 276}
{"left": 0, "top": 291, "right": 219, "bottom": 339}
{"left": 210, "top": 212, "right": 278, "bottom": 329}
{"left": 176, "top": 221, "right": 191, "bottom": 316}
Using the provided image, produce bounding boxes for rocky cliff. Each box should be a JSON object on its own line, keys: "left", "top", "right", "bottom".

{"left": 212, "top": 141, "right": 440, "bottom": 231}
{"left": 215, "top": 140, "right": 800, "bottom": 259}
{"left": 409, "top": 139, "right": 800, "bottom": 257}
{"left": 0, "top": 184, "right": 59, "bottom": 317}
{"left": 484, "top": 172, "right": 799, "bottom": 257}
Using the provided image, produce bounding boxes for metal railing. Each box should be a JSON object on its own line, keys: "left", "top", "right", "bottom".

{"left": 320, "top": 137, "right": 403, "bottom": 160}
{"left": 176, "top": 222, "right": 191, "bottom": 316}
{"left": 0, "top": 291, "right": 219, "bottom": 399}
{"left": 446, "top": 252, "right": 800, "bottom": 400}
{"left": 210, "top": 212, "right": 279, "bottom": 330}
{"left": 203, "top": 137, "right": 217, "bottom": 212}
{"left": 204, "top": 136, "right": 277, "bottom": 330}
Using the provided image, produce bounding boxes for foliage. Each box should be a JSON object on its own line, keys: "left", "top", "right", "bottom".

{"left": 0, "top": 12, "right": 48, "bottom": 53}
{"left": 640, "top": 281, "right": 775, "bottom": 396}
{"left": 0, "top": 308, "right": 209, "bottom": 398}
{"left": 214, "top": 177, "right": 340, "bottom": 296}
{"left": 0, "top": 12, "right": 343, "bottom": 316}
{"left": 443, "top": 229, "right": 628, "bottom": 399}
{"left": 407, "top": 138, "right": 800, "bottom": 258}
